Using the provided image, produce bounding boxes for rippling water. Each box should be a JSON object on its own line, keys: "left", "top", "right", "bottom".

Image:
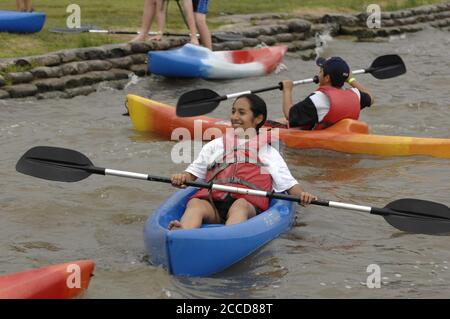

{"left": 1, "top": 28, "right": 449, "bottom": 298}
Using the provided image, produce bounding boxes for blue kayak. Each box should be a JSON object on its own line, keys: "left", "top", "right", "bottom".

{"left": 0, "top": 10, "right": 46, "bottom": 33}
{"left": 144, "top": 187, "right": 295, "bottom": 276}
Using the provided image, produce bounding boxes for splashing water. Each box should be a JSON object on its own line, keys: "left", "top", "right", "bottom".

{"left": 314, "top": 30, "right": 334, "bottom": 59}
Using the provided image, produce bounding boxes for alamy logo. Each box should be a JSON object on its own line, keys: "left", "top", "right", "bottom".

{"left": 66, "top": 4, "right": 81, "bottom": 29}
{"left": 366, "top": 264, "right": 381, "bottom": 288}
{"left": 66, "top": 263, "right": 81, "bottom": 289}
{"left": 366, "top": 4, "right": 381, "bottom": 29}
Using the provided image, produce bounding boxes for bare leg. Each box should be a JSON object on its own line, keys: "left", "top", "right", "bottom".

{"left": 151, "top": 0, "right": 166, "bottom": 40}
{"left": 131, "top": 0, "right": 156, "bottom": 42}
{"left": 182, "top": 0, "right": 199, "bottom": 45}
{"left": 16, "top": 0, "right": 24, "bottom": 11}
{"left": 168, "top": 198, "right": 220, "bottom": 230}
{"left": 225, "top": 198, "right": 257, "bottom": 225}
{"left": 24, "top": 0, "right": 32, "bottom": 12}
{"left": 194, "top": 12, "right": 212, "bottom": 50}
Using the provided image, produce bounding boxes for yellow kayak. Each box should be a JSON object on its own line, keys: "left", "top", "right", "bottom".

{"left": 126, "top": 94, "right": 450, "bottom": 159}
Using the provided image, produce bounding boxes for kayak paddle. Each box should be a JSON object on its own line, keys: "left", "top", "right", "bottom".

{"left": 176, "top": 54, "right": 406, "bottom": 117}
{"left": 48, "top": 26, "right": 243, "bottom": 42}
{"left": 16, "top": 146, "right": 450, "bottom": 235}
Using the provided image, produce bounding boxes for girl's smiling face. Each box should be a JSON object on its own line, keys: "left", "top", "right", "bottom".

{"left": 230, "top": 97, "right": 264, "bottom": 133}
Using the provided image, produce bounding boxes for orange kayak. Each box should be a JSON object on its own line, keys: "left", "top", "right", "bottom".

{"left": 126, "top": 94, "right": 450, "bottom": 159}
{"left": 0, "top": 260, "right": 95, "bottom": 299}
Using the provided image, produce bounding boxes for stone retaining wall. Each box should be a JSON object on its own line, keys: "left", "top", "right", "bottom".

{"left": 0, "top": 2, "right": 449, "bottom": 100}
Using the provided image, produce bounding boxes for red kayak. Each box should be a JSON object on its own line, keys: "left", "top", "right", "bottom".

{"left": 0, "top": 260, "right": 95, "bottom": 299}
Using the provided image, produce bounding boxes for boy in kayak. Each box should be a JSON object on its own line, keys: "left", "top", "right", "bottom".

{"left": 169, "top": 94, "right": 316, "bottom": 230}
{"left": 183, "top": 0, "right": 212, "bottom": 49}
{"left": 281, "top": 56, "right": 375, "bottom": 130}
{"left": 131, "top": 0, "right": 166, "bottom": 42}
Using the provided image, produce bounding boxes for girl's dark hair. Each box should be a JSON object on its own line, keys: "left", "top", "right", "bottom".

{"left": 234, "top": 93, "right": 267, "bottom": 131}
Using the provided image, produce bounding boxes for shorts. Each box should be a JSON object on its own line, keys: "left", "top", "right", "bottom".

{"left": 212, "top": 194, "right": 261, "bottom": 224}
{"left": 193, "top": 0, "right": 209, "bottom": 14}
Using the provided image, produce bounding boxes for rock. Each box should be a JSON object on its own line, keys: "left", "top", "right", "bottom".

{"left": 382, "top": 19, "right": 396, "bottom": 27}
{"left": 287, "top": 40, "right": 316, "bottom": 52}
{"left": 0, "top": 89, "right": 10, "bottom": 99}
{"left": 85, "top": 60, "right": 113, "bottom": 71}
{"left": 212, "top": 43, "right": 225, "bottom": 51}
{"left": 241, "top": 37, "right": 261, "bottom": 47}
{"left": 110, "top": 68, "right": 132, "bottom": 80}
{"left": 322, "top": 14, "right": 359, "bottom": 26}
{"left": 61, "top": 61, "right": 90, "bottom": 75}
{"left": 130, "top": 64, "right": 148, "bottom": 77}
{"left": 129, "top": 53, "right": 148, "bottom": 65}
{"left": 221, "top": 41, "right": 244, "bottom": 50}
{"left": 291, "top": 32, "right": 307, "bottom": 41}
{"left": 153, "top": 39, "right": 172, "bottom": 50}
{"left": 108, "top": 56, "right": 134, "bottom": 69}
{"left": 97, "top": 79, "right": 130, "bottom": 91}
{"left": 30, "top": 66, "right": 64, "bottom": 79}
{"left": 65, "top": 86, "right": 97, "bottom": 98}
{"left": 102, "top": 43, "right": 133, "bottom": 58}
{"left": 286, "top": 19, "right": 311, "bottom": 33}
{"left": 57, "top": 49, "right": 78, "bottom": 63}
{"left": 34, "top": 78, "right": 67, "bottom": 92}
{"left": 130, "top": 41, "right": 155, "bottom": 53}
{"left": 5, "top": 72, "right": 34, "bottom": 84}
{"left": 275, "top": 33, "right": 294, "bottom": 42}
{"left": 257, "top": 35, "right": 277, "bottom": 46}
{"left": 75, "top": 47, "right": 108, "bottom": 60}
{"left": 36, "top": 91, "right": 69, "bottom": 100}
{"left": 3, "top": 84, "right": 38, "bottom": 98}
{"left": 14, "top": 58, "right": 32, "bottom": 67}
{"left": 32, "top": 54, "right": 62, "bottom": 67}
{"left": 0, "top": 75, "right": 5, "bottom": 87}
{"left": 242, "top": 28, "right": 260, "bottom": 38}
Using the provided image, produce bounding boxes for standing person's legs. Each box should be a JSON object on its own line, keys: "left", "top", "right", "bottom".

{"left": 193, "top": 0, "right": 212, "bottom": 49}
{"left": 131, "top": 0, "right": 157, "bottom": 42}
{"left": 24, "top": 0, "right": 32, "bottom": 12}
{"left": 16, "top": 0, "right": 24, "bottom": 11}
{"left": 194, "top": 12, "right": 212, "bottom": 50}
{"left": 182, "top": 0, "right": 199, "bottom": 45}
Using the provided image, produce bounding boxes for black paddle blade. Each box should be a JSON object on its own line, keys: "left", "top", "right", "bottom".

{"left": 384, "top": 199, "right": 450, "bottom": 235}
{"left": 368, "top": 54, "right": 406, "bottom": 79}
{"left": 176, "top": 89, "right": 221, "bottom": 117}
{"left": 16, "top": 146, "right": 95, "bottom": 182}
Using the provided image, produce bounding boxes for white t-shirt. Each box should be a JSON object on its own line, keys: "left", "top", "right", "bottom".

{"left": 310, "top": 87, "right": 361, "bottom": 122}
{"left": 186, "top": 137, "right": 298, "bottom": 193}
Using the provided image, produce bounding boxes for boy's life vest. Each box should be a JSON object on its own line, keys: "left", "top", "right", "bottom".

{"left": 313, "top": 86, "right": 360, "bottom": 130}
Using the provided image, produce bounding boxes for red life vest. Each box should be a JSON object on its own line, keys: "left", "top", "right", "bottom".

{"left": 191, "top": 133, "right": 273, "bottom": 212}
{"left": 314, "top": 86, "right": 360, "bottom": 130}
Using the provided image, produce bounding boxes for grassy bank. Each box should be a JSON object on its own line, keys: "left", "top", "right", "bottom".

{"left": 0, "top": 0, "right": 445, "bottom": 58}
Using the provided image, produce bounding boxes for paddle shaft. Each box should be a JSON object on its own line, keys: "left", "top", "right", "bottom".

{"left": 88, "top": 165, "right": 413, "bottom": 219}
{"left": 213, "top": 68, "right": 369, "bottom": 103}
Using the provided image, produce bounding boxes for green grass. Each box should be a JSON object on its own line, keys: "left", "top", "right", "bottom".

{"left": 0, "top": 0, "right": 445, "bottom": 58}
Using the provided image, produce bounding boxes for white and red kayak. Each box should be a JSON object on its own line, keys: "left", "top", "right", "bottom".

{"left": 148, "top": 43, "right": 288, "bottom": 79}
{"left": 0, "top": 260, "right": 95, "bottom": 299}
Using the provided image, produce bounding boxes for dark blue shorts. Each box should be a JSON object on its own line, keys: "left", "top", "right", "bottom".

{"left": 193, "top": 0, "right": 208, "bottom": 14}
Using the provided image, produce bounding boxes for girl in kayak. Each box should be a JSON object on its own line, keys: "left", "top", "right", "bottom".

{"left": 281, "top": 56, "right": 375, "bottom": 130}
{"left": 169, "top": 93, "right": 317, "bottom": 230}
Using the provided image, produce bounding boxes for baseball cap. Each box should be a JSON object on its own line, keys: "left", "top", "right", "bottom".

{"left": 316, "top": 57, "right": 350, "bottom": 87}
